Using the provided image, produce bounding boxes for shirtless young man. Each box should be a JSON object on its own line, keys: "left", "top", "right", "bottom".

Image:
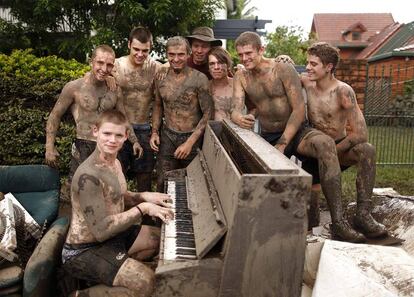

{"left": 208, "top": 47, "right": 233, "bottom": 120}
{"left": 62, "top": 110, "right": 173, "bottom": 297}
{"left": 186, "top": 27, "right": 222, "bottom": 79}
{"left": 113, "top": 27, "right": 160, "bottom": 192}
{"left": 45, "top": 45, "right": 141, "bottom": 178}
{"left": 301, "top": 42, "right": 387, "bottom": 240}
{"left": 150, "top": 36, "right": 213, "bottom": 192}
{"left": 231, "top": 32, "right": 367, "bottom": 242}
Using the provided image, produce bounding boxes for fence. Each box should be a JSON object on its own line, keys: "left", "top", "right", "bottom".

{"left": 364, "top": 61, "right": 414, "bottom": 165}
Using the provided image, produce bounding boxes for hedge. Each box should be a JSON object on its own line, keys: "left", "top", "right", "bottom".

{"left": 0, "top": 50, "right": 89, "bottom": 174}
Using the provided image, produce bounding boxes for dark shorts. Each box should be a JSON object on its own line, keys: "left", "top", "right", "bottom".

{"left": 301, "top": 137, "right": 350, "bottom": 185}
{"left": 61, "top": 225, "right": 141, "bottom": 286}
{"left": 69, "top": 138, "right": 96, "bottom": 180}
{"left": 156, "top": 126, "right": 202, "bottom": 192}
{"left": 118, "top": 123, "right": 155, "bottom": 176}
{"left": 158, "top": 126, "right": 201, "bottom": 164}
{"left": 261, "top": 123, "right": 313, "bottom": 158}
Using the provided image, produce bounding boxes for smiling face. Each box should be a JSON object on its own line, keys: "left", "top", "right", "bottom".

{"left": 93, "top": 122, "right": 128, "bottom": 157}
{"left": 236, "top": 44, "right": 264, "bottom": 70}
{"left": 305, "top": 54, "right": 332, "bottom": 81}
{"left": 167, "top": 44, "right": 189, "bottom": 72}
{"left": 191, "top": 39, "right": 211, "bottom": 65}
{"left": 128, "top": 38, "right": 151, "bottom": 66}
{"left": 91, "top": 49, "right": 115, "bottom": 81}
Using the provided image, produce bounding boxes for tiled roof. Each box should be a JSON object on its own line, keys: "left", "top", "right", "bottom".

{"left": 312, "top": 13, "right": 395, "bottom": 43}
{"left": 374, "top": 21, "right": 414, "bottom": 55}
{"left": 356, "top": 22, "right": 402, "bottom": 59}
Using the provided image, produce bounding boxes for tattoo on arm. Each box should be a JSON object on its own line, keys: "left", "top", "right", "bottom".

{"left": 188, "top": 84, "right": 213, "bottom": 144}
{"left": 77, "top": 173, "right": 138, "bottom": 242}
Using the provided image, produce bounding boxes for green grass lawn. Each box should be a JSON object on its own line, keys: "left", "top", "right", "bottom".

{"left": 368, "top": 125, "right": 414, "bottom": 164}
{"left": 340, "top": 165, "right": 414, "bottom": 205}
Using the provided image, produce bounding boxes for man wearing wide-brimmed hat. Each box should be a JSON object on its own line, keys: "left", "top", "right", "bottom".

{"left": 186, "top": 26, "right": 222, "bottom": 79}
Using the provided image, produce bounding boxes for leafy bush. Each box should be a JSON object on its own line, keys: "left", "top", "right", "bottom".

{"left": 0, "top": 50, "right": 86, "bottom": 174}
{"left": 0, "top": 106, "right": 75, "bottom": 173}
{"left": 0, "top": 49, "right": 89, "bottom": 110}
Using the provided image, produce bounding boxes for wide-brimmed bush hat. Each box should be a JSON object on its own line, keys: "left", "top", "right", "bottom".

{"left": 186, "top": 27, "right": 222, "bottom": 46}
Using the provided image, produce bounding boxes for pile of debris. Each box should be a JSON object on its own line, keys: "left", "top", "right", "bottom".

{"left": 302, "top": 188, "right": 414, "bottom": 297}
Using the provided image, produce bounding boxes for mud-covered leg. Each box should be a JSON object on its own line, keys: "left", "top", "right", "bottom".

{"left": 136, "top": 172, "right": 153, "bottom": 192}
{"left": 298, "top": 131, "right": 365, "bottom": 242}
{"left": 156, "top": 156, "right": 177, "bottom": 193}
{"left": 346, "top": 143, "right": 387, "bottom": 238}
{"left": 113, "top": 258, "right": 155, "bottom": 297}
{"left": 128, "top": 225, "right": 160, "bottom": 261}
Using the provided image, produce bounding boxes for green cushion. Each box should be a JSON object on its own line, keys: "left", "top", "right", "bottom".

{"left": 0, "top": 165, "right": 59, "bottom": 194}
{"left": 0, "top": 265, "right": 23, "bottom": 289}
{"left": 23, "top": 217, "right": 69, "bottom": 297}
{"left": 13, "top": 191, "right": 59, "bottom": 227}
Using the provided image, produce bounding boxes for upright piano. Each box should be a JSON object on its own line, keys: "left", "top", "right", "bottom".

{"left": 155, "top": 119, "right": 312, "bottom": 297}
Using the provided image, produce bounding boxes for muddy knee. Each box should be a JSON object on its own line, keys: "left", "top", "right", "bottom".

{"left": 315, "top": 136, "right": 337, "bottom": 158}
{"left": 113, "top": 258, "right": 155, "bottom": 297}
{"left": 353, "top": 142, "right": 375, "bottom": 161}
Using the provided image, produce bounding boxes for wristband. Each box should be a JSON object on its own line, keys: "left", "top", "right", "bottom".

{"left": 152, "top": 129, "right": 159, "bottom": 135}
{"left": 136, "top": 205, "right": 144, "bottom": 217}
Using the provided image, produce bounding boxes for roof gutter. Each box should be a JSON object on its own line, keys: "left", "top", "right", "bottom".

{"left": 368, "top": 51, "right": 414, "bottom": 62}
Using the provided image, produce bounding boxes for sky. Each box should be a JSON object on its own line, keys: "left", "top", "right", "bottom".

{"left": 250, "top": 0, "right": 413, "bottom": 36}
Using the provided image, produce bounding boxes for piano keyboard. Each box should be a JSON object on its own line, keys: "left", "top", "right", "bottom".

{"left": 162, "top": 180, "right": 197, "bottom": 260}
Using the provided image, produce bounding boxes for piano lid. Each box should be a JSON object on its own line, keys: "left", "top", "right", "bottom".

{"left": 222, "top": 119, "right": 299, "bottom": 175}
{"left": 186, "top": 151, "right": 227, "bottom": 259}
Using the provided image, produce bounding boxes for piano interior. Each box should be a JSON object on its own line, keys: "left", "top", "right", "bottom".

{"left": 155, "top": 119, "right": 312, "bottom": 297}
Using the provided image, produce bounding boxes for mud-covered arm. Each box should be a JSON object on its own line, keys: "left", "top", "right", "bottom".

{"left": 231, "top": 70, "right": 255, "bottom": 129}
{"left": 149, "top": 81, "right": 163, "bottom": 151}
{"left": 186, "top": 76, "right": 213, "bottom": 146}
{"left": 278, "top": 63, "right": 306, "bottom": 148}
{"left": 115, "top": 89, "right": 139, "bottom": 145}
{"left": 336, "top": 85, "right": 368, "bottom": 154}
{"left": 77, "top": 173, "right": 142, "bottom": 242}
{"left": 124, "top": 191, "right": 172, "bottom": 209}
{"left": 45, "top": 82, "right": 75, "bottom": 167}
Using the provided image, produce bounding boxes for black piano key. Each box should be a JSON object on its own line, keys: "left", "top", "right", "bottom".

{"left": 176, "top": 248, "right": 196, "bottom": 255}
{"left": 177, "top": 239, "right": 195, "bottom": 246}
{"left": 175, "top": 231, "right": 194, "bottom": 237}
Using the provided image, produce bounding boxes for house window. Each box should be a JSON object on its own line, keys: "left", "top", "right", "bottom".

{"left": 352, "top": 32, "right": 361, "bottom": 40}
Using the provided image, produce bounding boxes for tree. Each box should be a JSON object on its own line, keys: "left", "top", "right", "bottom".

{"left": 227, "top": 0, "right": 257, "bottom": 19}
{"left": 265, "top": 25, "right": 314, "bottom": 65}
{"left": 3, "top": 0, "right": 223, "bottom": 61}
{"left": 226, "top": 0, "right": 258, "bottom": 66}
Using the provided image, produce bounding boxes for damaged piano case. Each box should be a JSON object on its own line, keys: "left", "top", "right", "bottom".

{"left": 155, "top": 119, "right": 311, "bottom": 297}
{"left": 186, "top": 151, "right": 227, "bottom": 259}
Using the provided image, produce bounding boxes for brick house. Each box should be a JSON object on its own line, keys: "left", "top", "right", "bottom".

{"left": 311, "top": 13, "right": 395, "bottom": 59}
{"left": 311, "top": 13, "right": 414, "bottom": 109}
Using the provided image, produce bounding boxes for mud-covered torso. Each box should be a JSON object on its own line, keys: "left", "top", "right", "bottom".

{"left": 157, "top": 68, "right": 210, "bottom": 132}
{"left": 66, "top": 151, "right": 127, "bottom": 244}
{"left": 70, "top": 78, "right": 118, "bottom": 140}
{"left": 239, "top": 61, "right": 298, "bottom": 133}
{"left": 210, "top": 79, "right": 233, "bottom": 121}
{"left": 305, "top": 81, "right": 349, "bottom": 140}
{"left": 113, "top": 57, "right": 159, "bottom": 124}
